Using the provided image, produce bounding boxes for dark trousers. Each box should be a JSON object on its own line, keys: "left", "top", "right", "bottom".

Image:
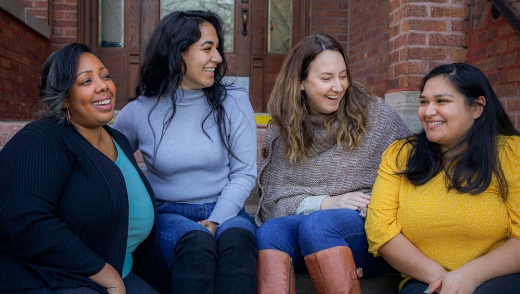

{"left": 401, "top": 273, "right": 520, "bottom": 294}
{"left": 170, "top": 228, "right": 257, "bottom": 294}
{"left": 11, "top": 272, "right": 157, "bottom": 294}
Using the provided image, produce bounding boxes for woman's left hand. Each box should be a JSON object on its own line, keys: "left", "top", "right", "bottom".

{"left": 199, "top": 220, "right": 217, "bottom": 236}
{"left": 426, "top": 268, "right": 479, "bottom": 294}
{"left": 320, "top": 192, "right": 370, "bottom": 210}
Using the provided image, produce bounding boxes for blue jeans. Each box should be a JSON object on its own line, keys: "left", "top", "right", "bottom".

{"left": 256, "top": 209, "right": 394, "bottom": 277}
{"left": 157, "top": 201, "right": 257, "bottom": 269}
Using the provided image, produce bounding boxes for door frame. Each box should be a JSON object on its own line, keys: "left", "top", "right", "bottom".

{"left": 250, "top": 0, "right": 311, "bottom": 112}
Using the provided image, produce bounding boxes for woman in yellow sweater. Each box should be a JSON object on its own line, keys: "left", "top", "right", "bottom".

{"left": 366, "top": 63, "right": 520, "bottom": 294}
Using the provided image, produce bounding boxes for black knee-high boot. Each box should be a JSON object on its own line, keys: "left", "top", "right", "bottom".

{"left": 214, "top": 228, "right": 258, "bottom": 294}
{"left": 171, "top": 230, "right": 217, "bottom": 294}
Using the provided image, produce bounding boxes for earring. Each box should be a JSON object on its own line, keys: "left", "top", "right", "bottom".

{"left": 66, "top": 108, "right": 70, "bottom": 125}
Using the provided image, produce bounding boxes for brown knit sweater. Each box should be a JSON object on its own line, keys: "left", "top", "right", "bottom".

{"left": 255, "top": 98, "right": 412, "bottom": 226}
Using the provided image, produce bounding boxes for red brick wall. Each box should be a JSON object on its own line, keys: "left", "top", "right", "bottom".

{"left": 50, "top": 0, "right": 78, "bottom": 51}
{"left": 0, "top": 9, "right": 51, "bottom": 120}
{"left": 468, "top": 0, "right": 520, "bottom": 126}
{"left": 348, "top": 0, "right": 391, "bottom": 98}
{"left": 388, "top": 0, "right": 469, "bottom": 92}
{"left": 310, "top": 0, "right": 349, "bottom": 45}
{"left": 309, "top": 0, "right": 391, "bottom": 98}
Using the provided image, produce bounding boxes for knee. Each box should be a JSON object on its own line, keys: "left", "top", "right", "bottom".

{"left": 300, "top": 209, "right": 362, "bottom": 237}
{"left": 256, "top": 219, "right": 293, "bottom": 250}
{"left": 299, "top": 211, "right": 335, "bottom": 238}
{"left": 217, "top": 228, "right": 257, "bottom": 265}
{"left": 298, "top": 211, "right": 348, "bottom": 250}
{"left": 217, "top": 213, "right": 257, "bottom": 238}
{"left": 217, "top": 228, "right": 257, "bottom": 253}
{"left": 175, "top": 230, "right": 217, "bottom": 258}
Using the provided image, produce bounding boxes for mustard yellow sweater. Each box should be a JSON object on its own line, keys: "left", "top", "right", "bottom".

{"left": 366, "top": 136, "right": 520, "bottom": 281}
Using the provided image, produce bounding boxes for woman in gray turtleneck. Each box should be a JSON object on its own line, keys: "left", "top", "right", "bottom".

{"left": 114, "top": 10, "right": 257, "bottom": 294}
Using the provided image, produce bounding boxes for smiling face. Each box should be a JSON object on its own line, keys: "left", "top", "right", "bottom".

{"left": 419, "top": 76, "right": 484, "bottom": 152}
{"left": 63, "top": 53, "right": 116, "bottom": 130}
{"left": 300, "top": 50, "right": 349, "bottom": 115}
{"left": 181, "top": 22, "right": 223, "bottom": 90}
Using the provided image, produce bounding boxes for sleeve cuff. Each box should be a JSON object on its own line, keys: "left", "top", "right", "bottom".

{"left": 295, "top": 195, "right": 329, "bottom": 215}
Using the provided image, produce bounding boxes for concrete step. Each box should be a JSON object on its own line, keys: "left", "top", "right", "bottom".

{"left": 296, "top": 274, "right": 401, "bottom": 294}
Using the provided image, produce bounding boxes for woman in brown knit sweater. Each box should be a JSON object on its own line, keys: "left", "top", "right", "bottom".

{"left": 255, "top": 34, "right": 411, "bottom": 293}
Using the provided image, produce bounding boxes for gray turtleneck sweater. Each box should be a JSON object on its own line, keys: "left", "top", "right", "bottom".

{"left": 114, "top": 87, "right": 257, "bottom": 225}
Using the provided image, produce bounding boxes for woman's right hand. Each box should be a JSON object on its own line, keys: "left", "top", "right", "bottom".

{"left": 89, "top": 263, "right": 126, "bottom": 294}
{"left": 427, "top": 268, "right": 479, "bottom": 294}
{"left": 320, "top": 192, "right": 370, "bottom": 210}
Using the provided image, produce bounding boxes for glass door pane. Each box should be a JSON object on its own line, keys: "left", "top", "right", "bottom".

{"left": 268, "top": 0, "right": 292, "bottom": 53}
{"left": 161, "top": 0, "right": 234, "bottom": 52}
{"left": 99, "top": 0, "right": 124, "bottom": 47}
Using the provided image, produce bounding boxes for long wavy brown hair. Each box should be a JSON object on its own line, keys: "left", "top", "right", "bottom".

{"left": 268, "top": 33, "right": 374, "bottom": 162}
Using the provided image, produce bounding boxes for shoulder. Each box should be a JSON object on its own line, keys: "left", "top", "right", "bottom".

{"left": 0, "top": 118, "right": 73, "bottom": 163}
{"left": 119, "top": 96, "right": 152, "bottom": 112}
{"left": 115, "top": 96, "right": 152, "bottom": 125}
{"left": 387, "top": 138, "right": 413, "bottom": 153}
{"left": 368, "top": 98, "right": 399, "bottom": 120}
{"left": 222, "top": 86, "right": 254, "bottom": 120}
{"left": 498, "top": 135, "right": 520, "bottom": 159}
{"left": 222, "top": 86, "right": 250, "bottom": 107}
{"left": 264, "top": 123, "right": 281, "bottom": 142}
{"left": 367, "top": 98, "right": 411, "bottom": 137}
{"left": 24, "top": 117, "right": 61, "bottom": 132}
{"left": 15, "top": 118, "right": 71, "bottom": 144}
{"left": 382, "top": 138, "right": 414, "bottom": 167}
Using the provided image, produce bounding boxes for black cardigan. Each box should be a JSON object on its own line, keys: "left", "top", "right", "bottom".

{"left": 0, "top": 118, "right": 169, "bottom": 293}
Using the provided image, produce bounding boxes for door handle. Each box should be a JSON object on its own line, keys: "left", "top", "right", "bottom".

{"left": 242, "top": 9, "right": 248, "bottom": 35}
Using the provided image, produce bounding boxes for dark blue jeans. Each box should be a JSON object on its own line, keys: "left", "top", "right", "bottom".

{"left": 256, "top": 208, "right": 394, "bottom": 277}
{"left": 157, "top": 201, "right": 257, "bottom": 269}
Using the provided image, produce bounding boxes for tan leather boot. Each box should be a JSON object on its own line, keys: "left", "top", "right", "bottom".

{"left": 257, "top": 249, "right": 296, "bottom": 294}
{"left": 304, "top": 246, "right": 362, "bottom": 294}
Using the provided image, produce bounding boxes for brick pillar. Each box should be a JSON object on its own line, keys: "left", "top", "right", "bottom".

{"left": 387, "top": 0, "right": 469, "bottom": 133}
{"left": 51, "top": 0, "right": 78, "bottom": 51}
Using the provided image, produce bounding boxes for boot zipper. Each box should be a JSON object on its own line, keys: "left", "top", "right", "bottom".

{"left": 288, "top": 257, "right": 293, "bottom": 294}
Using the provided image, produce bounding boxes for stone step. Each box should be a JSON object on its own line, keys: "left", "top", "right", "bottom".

{"left": 296, "top": 274, "right": 401, "bottom": 294}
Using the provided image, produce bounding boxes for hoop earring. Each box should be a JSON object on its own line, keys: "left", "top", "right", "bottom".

{"left": 66, "top": 108, "right": 70, "bottom": 125}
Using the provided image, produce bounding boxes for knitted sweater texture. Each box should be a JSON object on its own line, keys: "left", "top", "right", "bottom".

{"left": 255, "top": 98, "right": 412, "bottom": 226}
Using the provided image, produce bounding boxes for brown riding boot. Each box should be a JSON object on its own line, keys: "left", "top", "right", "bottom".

{"left": 257, "top": 249, "right": 296, "bottom": 294}
{"left": 304, "top": 246, "right": 363, "bottom": 294}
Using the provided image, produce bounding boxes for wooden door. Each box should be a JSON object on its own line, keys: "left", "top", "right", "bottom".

{"left": 250, "top": 0, "right": 310, "bottom": 112}
{"left": 78, "top": 0, "right": 143, "bottom": 110}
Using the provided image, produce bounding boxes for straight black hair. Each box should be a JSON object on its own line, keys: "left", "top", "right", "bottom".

{"left": 401, "top": 63, "right": 519, "bottom": 198}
